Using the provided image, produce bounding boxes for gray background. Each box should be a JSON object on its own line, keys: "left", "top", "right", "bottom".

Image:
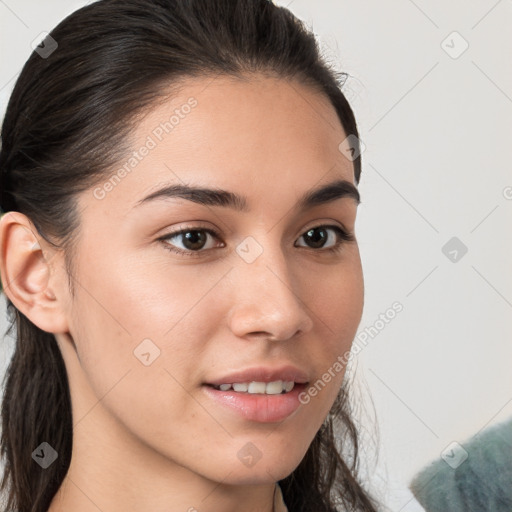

{"left": 1, "top": 1, "right": 512, "bottom": 510}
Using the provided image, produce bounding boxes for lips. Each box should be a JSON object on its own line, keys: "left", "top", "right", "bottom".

{"left": 202, "top": 382, "right": 308, "bottom": 422}
{"left": 202, "top": 364, "right": 310, "bottom": 422}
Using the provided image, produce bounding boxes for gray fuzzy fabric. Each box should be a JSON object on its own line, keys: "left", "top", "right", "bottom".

{"left": 409, "top": 417, "right": 512, "bottom": 512}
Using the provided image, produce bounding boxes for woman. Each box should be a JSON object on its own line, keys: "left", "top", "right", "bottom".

{"left": 0, "top": 1, "right": 378, "bottom": 511}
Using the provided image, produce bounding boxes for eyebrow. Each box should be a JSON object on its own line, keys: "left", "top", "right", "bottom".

{"left": 134, "top": 178, "right": 360, "bottom": 211}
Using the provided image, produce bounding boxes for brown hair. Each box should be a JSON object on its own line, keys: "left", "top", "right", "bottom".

{"left": 0, "top": 1, "right": 377, "bottom": 510}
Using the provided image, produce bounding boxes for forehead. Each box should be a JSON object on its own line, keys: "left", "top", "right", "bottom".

{"left": 83, "top": 74, "right": 355, "bottom": 216}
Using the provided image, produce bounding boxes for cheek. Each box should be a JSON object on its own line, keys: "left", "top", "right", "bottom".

{"left": 296, "top": 255, "right": 363, "bottom": 416}
{"left": 67, "top": 251, "right": 233, "bottom": 415}
{"left": 308, "top": 253, "right": 364, "bottom": 348}
{"left": 67, "top": 272, "right": 230, "bottom": 469}
{"left": 66, "top": 262, "right": 188, "bottom": 405}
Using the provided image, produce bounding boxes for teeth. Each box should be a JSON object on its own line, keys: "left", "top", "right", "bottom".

{"left": 264, "top": 380, "right": 283, "bottom": 395}
{"left": 213, "top": 380, "right": 295, "bottom": 394}
{"left": 248, "top": 381, "right": 267, "bottom": 394}
{"left": 284, "top": 381, "right": 294, "bottom": 392}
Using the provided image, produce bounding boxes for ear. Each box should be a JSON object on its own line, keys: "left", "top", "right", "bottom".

{"left": 0, "top": 211, "right": 70, "bottom": 334}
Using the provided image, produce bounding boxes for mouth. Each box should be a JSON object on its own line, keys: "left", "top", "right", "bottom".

{"left": 201, "top": 364, "right": 310, "bottom": 422}
{"left": 201, "top": 381, "right": 309, "bottom": 423}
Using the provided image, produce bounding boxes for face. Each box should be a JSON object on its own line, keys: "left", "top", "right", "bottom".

{"left": 53, "top": 74, "right": 364, "bottom": 485}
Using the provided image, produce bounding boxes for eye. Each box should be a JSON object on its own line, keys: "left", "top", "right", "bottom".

{"left": 295, "top": 225, "right": 354, "bottom": 253}
{"left": 159, "top": 226, "right": 223, "bottom": 257}
{"left": 158, "top": 224, "right": 354, "bottom": 258}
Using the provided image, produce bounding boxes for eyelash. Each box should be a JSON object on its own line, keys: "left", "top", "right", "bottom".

{"left": 158, "top": 224, "right": 355, "bottom": 258}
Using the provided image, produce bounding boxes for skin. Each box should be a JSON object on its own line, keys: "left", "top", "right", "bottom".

{"left": 0, "top": 74, "right": 364, "bottom": 512}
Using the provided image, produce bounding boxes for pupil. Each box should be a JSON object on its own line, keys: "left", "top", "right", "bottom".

{"left": 184, "top": 230, "right": 207, "bottom": 250}
{"left": 305, "top": 228, "right": 327, "bottom": 248}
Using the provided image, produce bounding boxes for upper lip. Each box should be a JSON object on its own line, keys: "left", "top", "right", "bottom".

{"left": 205, "top": 365, "right": 309, "bottom": 386}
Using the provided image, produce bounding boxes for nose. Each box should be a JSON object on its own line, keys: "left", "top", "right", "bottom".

{"left": 227, "top": 239, "right": 314, "bottom": 342}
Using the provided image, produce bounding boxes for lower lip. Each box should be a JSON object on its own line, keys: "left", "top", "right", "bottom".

{"left": 201, "top": 384, "right": 307, "bottom": 423}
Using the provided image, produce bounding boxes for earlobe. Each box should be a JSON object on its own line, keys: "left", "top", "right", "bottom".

{"left": 0, "top": 211, "right": 69, "bottom": 334}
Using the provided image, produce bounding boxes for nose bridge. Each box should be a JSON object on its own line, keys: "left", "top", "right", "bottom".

{"left": 228, "top": 232, "right": 314, "bottom": 340}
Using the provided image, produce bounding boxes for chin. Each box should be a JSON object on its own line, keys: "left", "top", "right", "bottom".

{"left": 220, "top": 464, "right": 298, "bottom": 486}
{"left": 225, "top": 449, "right": 305, "bottom": 485}
{"left": 187, "top": 444, "right": 304, "bottom": 486}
